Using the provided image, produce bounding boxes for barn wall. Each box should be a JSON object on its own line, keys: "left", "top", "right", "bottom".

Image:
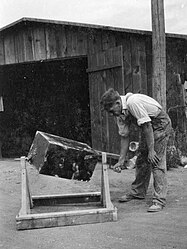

{"left": 1, "top": 22, "right": 186, "bottom": 97}
{"left": 166, "top": 37, "right": 187, "bottom": 153}
{"left": 0, "top": 21, "right": 187, "bottom": 155}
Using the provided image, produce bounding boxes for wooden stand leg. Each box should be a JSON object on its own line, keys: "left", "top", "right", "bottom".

{"left": 101, "top": 152, "right": 113, "bottom": 209}
{"left": 19, "top": 156, "right": 33, "bottom": 216}
{"left": 101, "top": 155, "right": 105, "bottom": 206}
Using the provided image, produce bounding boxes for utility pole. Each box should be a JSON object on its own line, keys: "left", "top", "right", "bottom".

{"left": 151, "top": 0, "right": 166, "bottom": 110}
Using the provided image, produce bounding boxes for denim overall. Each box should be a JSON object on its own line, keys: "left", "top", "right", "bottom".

{"left": 128, "top": 110, "right": 172, "bottom": 206}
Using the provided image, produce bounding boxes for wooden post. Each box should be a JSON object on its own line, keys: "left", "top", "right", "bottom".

{"left": 101, "top": 152, "right": 113, "bottom": 209}
{"left": 151, "top": 0, "right": 166, "bottom": 110}
{"left": 101, "top": 153, "right": 106, "bottom": 206}
{"left": 19, "top": 157, "right": 33, "bottom": 216}
{"left": 151, "top": 0, "right": 167, "bottom": 174}
{"left": 0, "top": 96, "right": 4, "bottom": 159}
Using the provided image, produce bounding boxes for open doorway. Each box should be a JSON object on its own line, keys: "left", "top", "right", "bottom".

{"left": 0, "top": 56, "right": 91, "bottom": 157}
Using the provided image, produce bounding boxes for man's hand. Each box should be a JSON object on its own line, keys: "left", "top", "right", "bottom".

{"left": 148, "top": 150, "right": 160, "bottom": 166}
{"left": 142, "top": 122, "right": 160, "bottom": 167}
{"left": 111, "top": 162, "right": 123, "bottom": 173}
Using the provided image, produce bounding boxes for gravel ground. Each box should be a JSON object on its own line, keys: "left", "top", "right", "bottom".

{"left": 0, "top": 159, "right": 187, "bottom": 249}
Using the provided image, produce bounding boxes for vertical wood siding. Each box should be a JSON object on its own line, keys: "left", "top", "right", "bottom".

{"left": 87, "top": 29, "right": 103, "bottom": 55}
{"left": 0, "top": 21, "right": 186, "bottom": 154}
{"left": 4, "top": 32, "right": 16, "bottom": 64}
{"left": 87, "top": 46, "right": 124, "bottom": 153}
{"left": 0, "top": 37, "right": 5, "bottom": 64}
{"left": 116, "top": 33, "right": 133, "bottom": 93}
{"left": 32, "top": 26, "right": 47, "bottom": 60}
{"left": 15, "top": 29, "right": 25, "bottom": 62}
{"left": 130, "top": 35, "right": 147, "bottom": 94}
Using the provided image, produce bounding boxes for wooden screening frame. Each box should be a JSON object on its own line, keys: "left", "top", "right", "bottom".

{"left": 16, "top": 152, "right": 117, "bottom": 230}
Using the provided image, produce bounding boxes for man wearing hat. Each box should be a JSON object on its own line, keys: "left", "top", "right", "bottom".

{"left": 100, "top": 88, "right": 172, "bottom": 212}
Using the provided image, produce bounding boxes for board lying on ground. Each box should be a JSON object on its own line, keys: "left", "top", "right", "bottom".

{"left": 16, "top": 153, "right": 117, "bottom": 230}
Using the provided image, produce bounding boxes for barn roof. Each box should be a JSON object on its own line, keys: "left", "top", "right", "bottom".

{"left": 0, "top": 17, "right": 187, "bottom": 39}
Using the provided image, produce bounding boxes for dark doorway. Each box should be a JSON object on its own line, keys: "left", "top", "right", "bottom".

{"left": 0, "top": 57, "right": 91, "bottom": 157}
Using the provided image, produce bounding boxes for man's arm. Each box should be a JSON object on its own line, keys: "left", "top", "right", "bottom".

{"left": 141, "top": 122, "right": 160, "bottom": 166}
{"left": 112, "top": 135, "right": 129, "bottom": 172}
{"left": 119, "top": 135, "right": 130, "bottom": 164}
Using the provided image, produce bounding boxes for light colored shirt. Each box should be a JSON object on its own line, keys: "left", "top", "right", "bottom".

{"left": 117, "top": 93, "right": 162, "bottom": 136}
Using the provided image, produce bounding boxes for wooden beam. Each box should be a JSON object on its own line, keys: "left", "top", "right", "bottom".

{"left": 16, "top": 208, "right": 115, "bottom": 230}
{"left": 101, "top": 153, "right": 113, "bottom": 209}
{"left": 19, "top": 157, "right": 33, "bottom": 215}
{"left": 96, "top": 150, "right": 119, "bottom": 159}
{"left": 32, "top": 192, "right": 101, "bottom": 206}
{"left": 151, "top": 0, "right": 166, "bottom": 110}
{"left": 86, "top": 62, "right": 122, "bottom": 73}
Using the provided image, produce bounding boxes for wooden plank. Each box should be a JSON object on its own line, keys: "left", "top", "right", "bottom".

{"left": 89, "top": 52, "right": 108, "bottom": 151}
{"left": 88, "top": 50, "right": 108, "bottom": 152}
{"left": 17, "top": 207, "right": 115, "bottom": 219}
{"left": 86, "top": 62, "right": 122, "bottom": 73}
{"left": 26, "top": 168, "right": 33, "bottom": 209}
{"left": 45, "top": 24, "right": 85, "bottom": 59}
{"left": 96, "top": 150, "right": 119, "bottom": 159}
{"left": 103, "top": 164, "right": 113, "bottom": 209}
{"left": 130, "top": 36, "right": 147, "bottom": 94}
{"left": 88, "top": 52, "right": 103, "bottom": 151}
{"left": 87, "top": 29, "right": 103, "bottom": 55}
{"left": 139, "top": 37, "right": 147, "bottom": 94}
{"left": 100, "top": 72, "right": 109, "bottom": 152}
{"left": 101, "top": 152, "right": 113, "bottom": 209}
{"left": 107, "top": 46, "right": 123, "bottom": 154}
{"left": 22, "top": 26, "right": 35, "bottom": 61}
{"left": 108, "top": 77, "right": 121, "bottom": 153}
{"left": 32, "top": 192, "right": 101, "bottom": 206}
{"left": 32, "top": 26, "right": 47, "bottom": 60}
{"left": 19, "top": 157, "right": 32, "bottom": 216}
{"left": 89, "top": 72, "right": 103, "bottom": 151}
{"left": 88, "top": 46, "right": 124, "bottom": 154}
{"left": 45, "top": 25, "right": 57, "bottom": 59}
{"left": 55, "top": 25, "right": 67, "bottom": 57}
{"left": 102, "top": 31, "right": 116, "bottom": 51}
{"left": 106, "top": 66, "right": 120, "bottom": 154}
{"left": 101, "top": 153, "right": 107, "bottom": 206}
{"left": 117, "top": 34, "right": 133, "bottom": 93}
{"left": 66, "top": 26, "right": 79, "bottom": 57}
{"left": 16, "top": 208, "right": 116, "bottom": 230}
{"left": 14, "top": 29, "right": 25, "bottom": 63}
{"left": 76, "top": 27, "right": 88, "bottom": 55}
{"left": 130, "top": 36, "right": 142, "bottom": 93}
{"left": 0, "top": 36, "right": 5, "bottom": 65}
{"left": 4, "top": 33, "right": 16, "bottom": 64}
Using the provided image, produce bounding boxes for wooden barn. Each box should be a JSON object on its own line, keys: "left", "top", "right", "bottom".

{"left": 0, "top": 17, "right": 187, "bottom": 157}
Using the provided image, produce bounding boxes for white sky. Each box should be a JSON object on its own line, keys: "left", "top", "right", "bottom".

{"left": 0, "top": 0, "right": 186, "bottom": 34}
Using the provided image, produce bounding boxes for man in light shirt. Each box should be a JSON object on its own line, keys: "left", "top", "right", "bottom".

{"left": 100, "top": 88, "right": 172, "bottom": 212}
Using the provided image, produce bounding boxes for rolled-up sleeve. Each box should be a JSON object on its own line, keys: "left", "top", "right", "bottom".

{"left": 116, "top": 117, "right": 130, "bottom": 137}
{"left": 128, "top": 102, "right": 151, "bottom": 126}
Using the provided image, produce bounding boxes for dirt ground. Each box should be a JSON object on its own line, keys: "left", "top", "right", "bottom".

{"left": 0, "top": 159, "right": 187, "bottom": 249}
